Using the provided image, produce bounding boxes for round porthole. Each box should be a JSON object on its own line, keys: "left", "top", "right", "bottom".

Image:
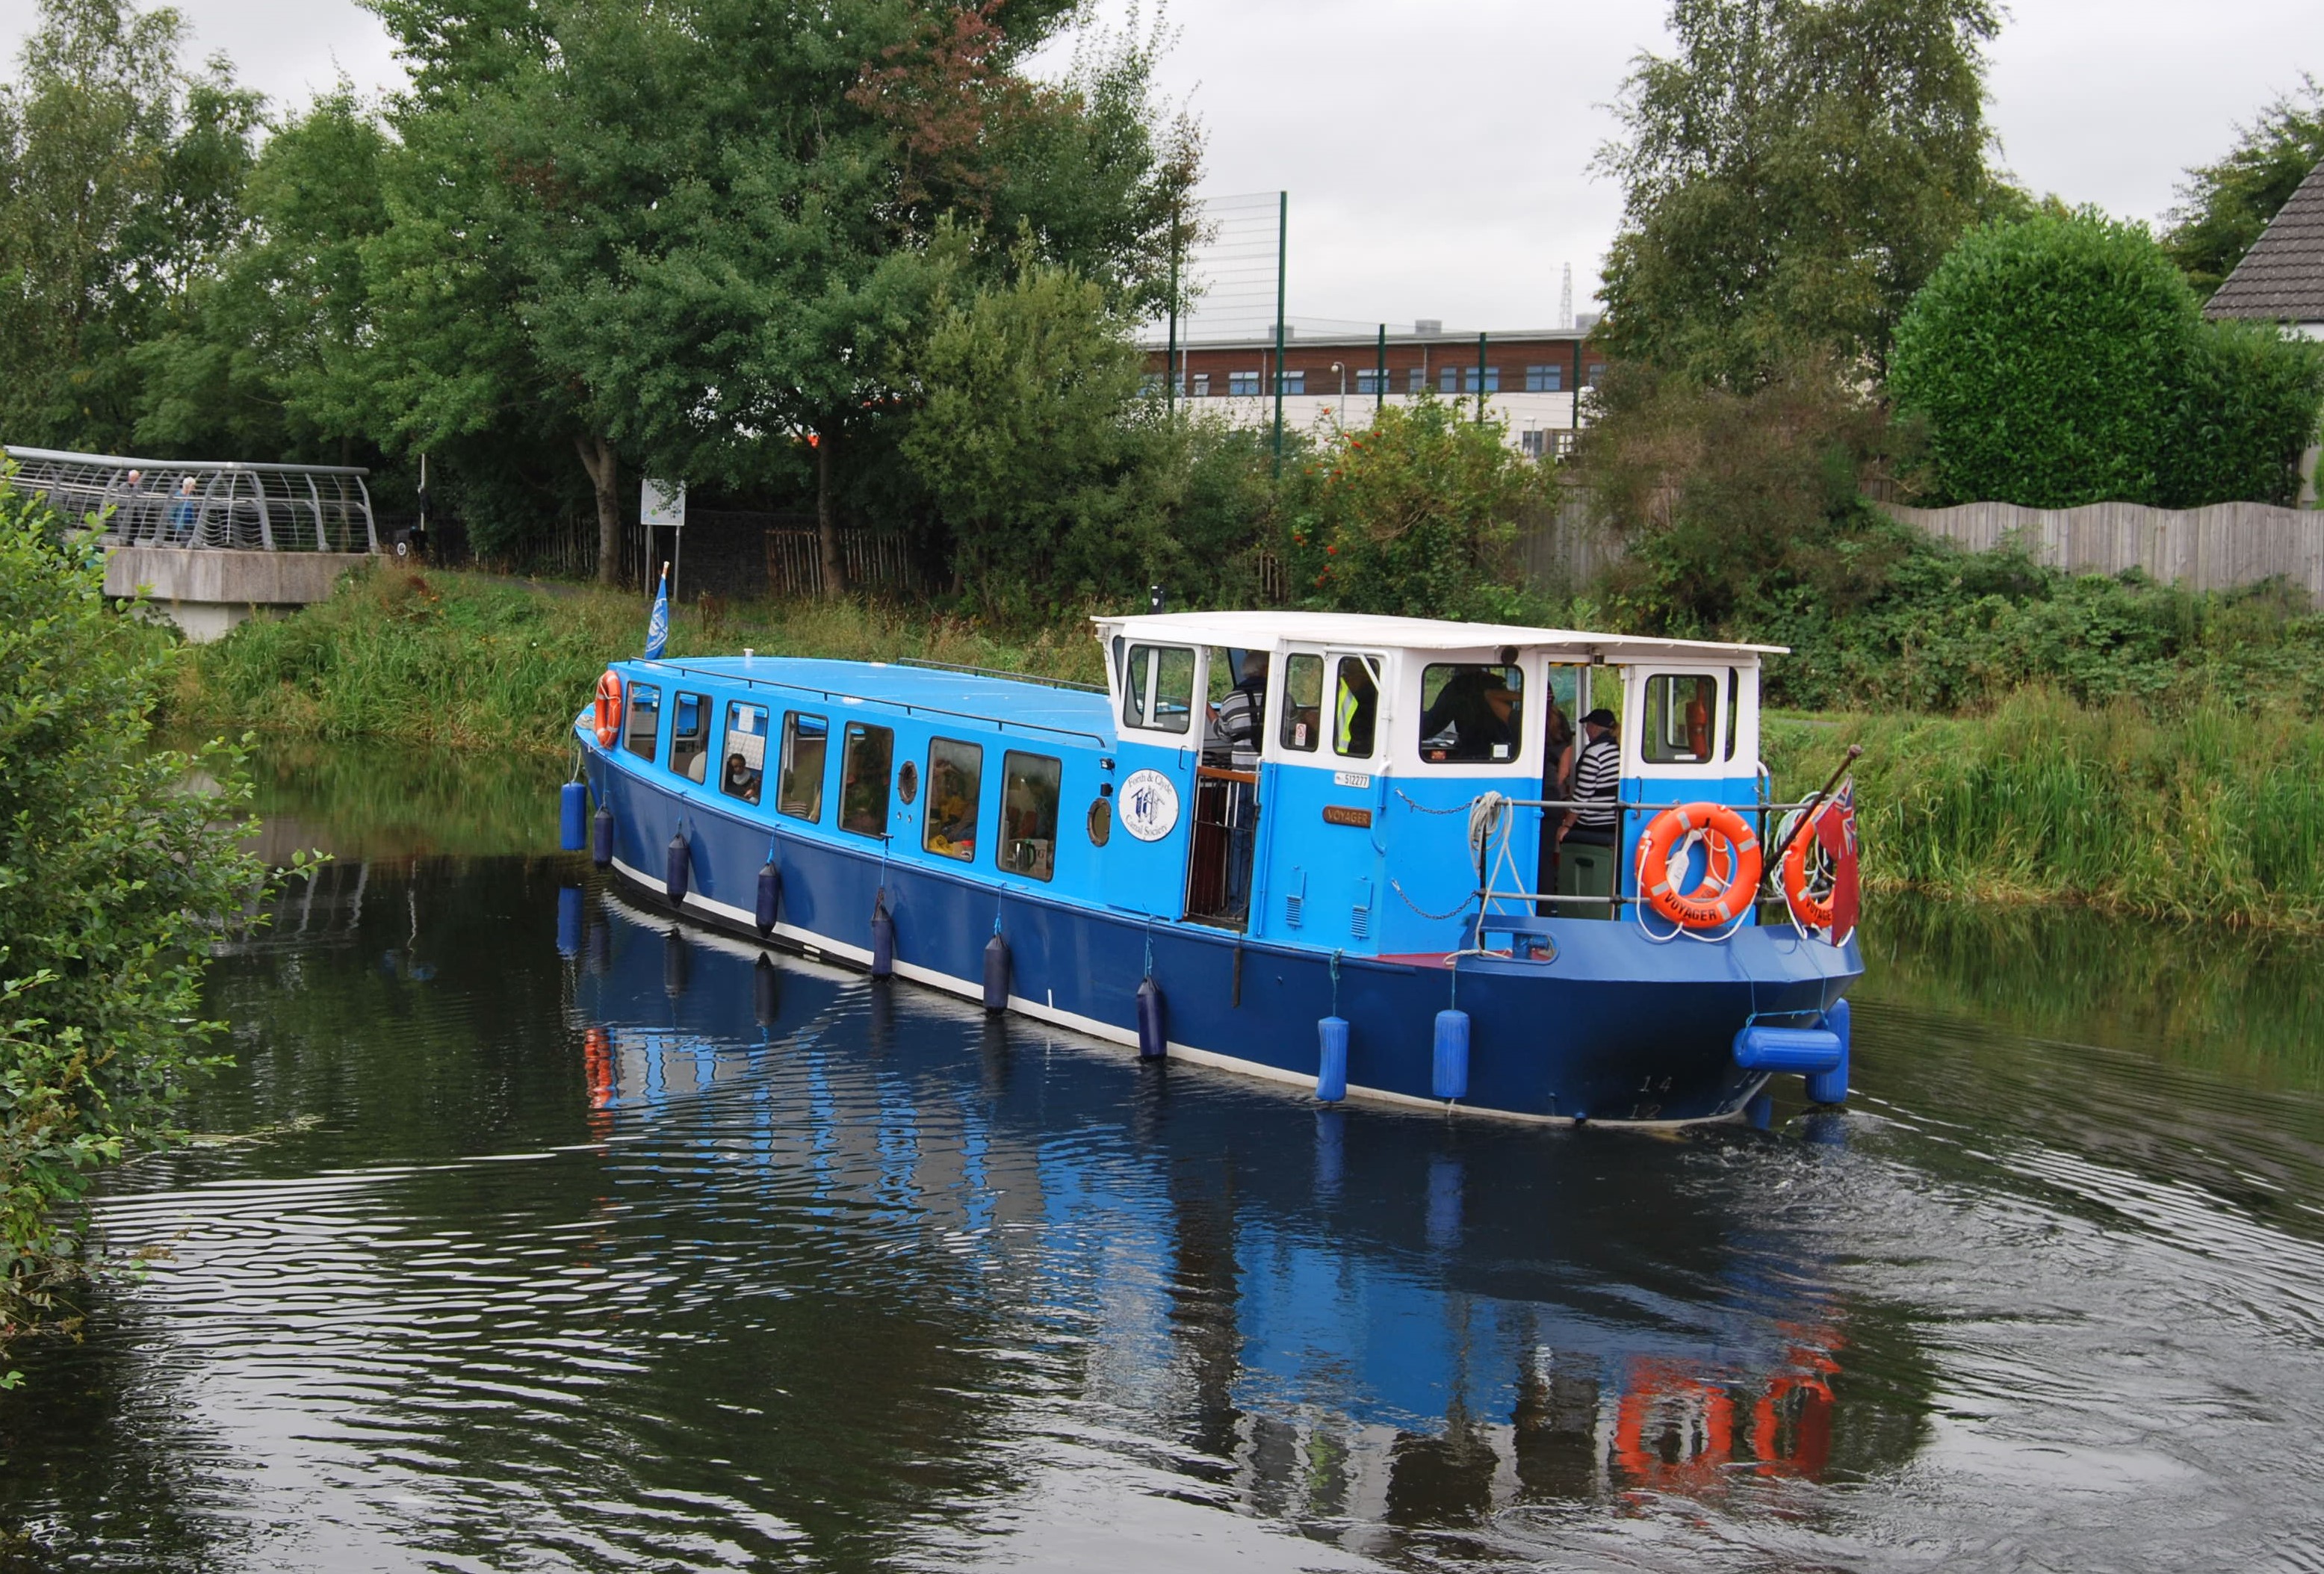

{"left": 897, "top": 759, "right": 919, "bottom": 805}
{"left": 1086, "top": 796, "right": 1112, "bottom": 846}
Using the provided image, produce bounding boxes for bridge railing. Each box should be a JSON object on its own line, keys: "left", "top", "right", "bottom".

{"left": 2, "top": 445, "right": 377, "bottom": 554}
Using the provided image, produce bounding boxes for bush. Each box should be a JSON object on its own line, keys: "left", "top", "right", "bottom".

{"left": 1277, "top": 395, "right": 1547, "bottom": 620}
{"left": 1891, "top": 211, "right": 2324, "bottom": 507}
{"left": 0, "top": 477, "right": 283, "bottom": 1338}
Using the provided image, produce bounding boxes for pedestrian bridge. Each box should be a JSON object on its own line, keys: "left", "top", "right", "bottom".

{"left": 4, "top": 444, "right": 379, "bottom": 639}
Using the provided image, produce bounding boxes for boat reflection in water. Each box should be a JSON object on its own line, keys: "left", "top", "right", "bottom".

{"left": 569, "top": 881, "right": 1896, "bottom": 1541}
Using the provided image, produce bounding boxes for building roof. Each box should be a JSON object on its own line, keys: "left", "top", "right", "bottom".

{"left": 1093, "top": 610, "right": 1784, "bottom": 660}
{"left": 1141, "top": 326, "right": 1593, "bottom": 353}
{"left": 2205, "top": 158, "right": 2324, "bottom": 323}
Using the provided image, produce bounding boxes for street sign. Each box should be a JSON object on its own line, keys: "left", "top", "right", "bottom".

{"left": 641, "top": 478, "right": 686, "bottom": 530}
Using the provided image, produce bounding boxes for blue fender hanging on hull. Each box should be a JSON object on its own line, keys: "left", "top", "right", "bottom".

{"left": 1135, "top": 977, "right": 1166, "bottom": 1059}
{"left": 755, "top": 861, "right": 780, "bottom": 933}
{"left": 1316, "top": 1016, "right": 1350, "bottom": 1103}
{"left": 560, "top": 782, "right": 588, "bottom": 852}
{"left": 1432, "top": 1010, "right": 1470, "bottom": 1102}
{"left": 666, "top": 831, "right": 690, "bottom": 902}
{"left": 591, "top": 807, "right": 614, "bottom": 867}
{"left": 982, "top": 932, "right": 1010, "bottom": 1013}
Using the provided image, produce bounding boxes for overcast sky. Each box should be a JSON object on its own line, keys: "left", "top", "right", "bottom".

{"left": 0, "top": 0, "right": 2312, "bottom": 330}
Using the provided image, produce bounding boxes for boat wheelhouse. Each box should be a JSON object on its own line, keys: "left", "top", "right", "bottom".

{"left": 574, "top": 610, "right": 1862, "bottom": 1125}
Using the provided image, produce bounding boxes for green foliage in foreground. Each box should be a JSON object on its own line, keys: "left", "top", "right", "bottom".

{"left": 1766, "top": 691, "right": 2324, "bottom": 930}
{"left": 174, "top": 566, "right": 1106, "bottom": 754}
{"left": 1890, "top": 212, "right": 2324, "bottom": 508}
{"left": 0, "top": 481, "right": 282, "bottom": 1332}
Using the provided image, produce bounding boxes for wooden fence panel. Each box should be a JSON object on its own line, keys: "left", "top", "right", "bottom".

{"left": 1882, "top": 500, "right": 2324, "bottom": 600}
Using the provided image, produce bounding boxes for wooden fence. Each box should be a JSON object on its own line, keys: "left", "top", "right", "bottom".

{"left": 1511, "top": 496, "right": 1622, "bottom": 595}
{"left": 764, "top": 528, "right": 920, "bottom": 598}
{"left": 1881, "top": 499, "right": 2324, "bottom": 600}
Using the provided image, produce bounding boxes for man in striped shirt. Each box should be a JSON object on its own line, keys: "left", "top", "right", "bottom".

{"left": 1563, "top": 707, "right": 1620, "bottom": 846}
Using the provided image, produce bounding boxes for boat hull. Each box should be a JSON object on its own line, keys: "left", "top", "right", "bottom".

{"left": 588, "top": 746, "right": 1862, "bottom": 1126}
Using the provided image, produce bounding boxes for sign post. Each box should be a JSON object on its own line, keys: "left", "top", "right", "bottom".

{"left": 642, "top": 479, "right": 686, "bottom": 602}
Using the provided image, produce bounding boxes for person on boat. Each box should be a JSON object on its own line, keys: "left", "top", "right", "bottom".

{"left": 1564, "top": 707, "right": 1620, "bottom": 846}
{"left": 1215, "top": 651, "right": 1268, "bottom": 752}
{"left": 722, "top": 749, "right": 761, "bottom": 804}
{"left": 1536, "top": 702, "right": 1578, "bottom": 914}
{"left": 1335, "top": 659, "right": 1378, "bottom": 756}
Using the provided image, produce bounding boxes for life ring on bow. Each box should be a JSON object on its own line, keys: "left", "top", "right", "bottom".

{"left": 592, "top": 669, "right": 623, "bottom": 748}
{"left": 1781, "top": 811, "right": 1838, "bottom": 931}
{"left": 1637, "top": 802, "right": 1762, "bottom": 929}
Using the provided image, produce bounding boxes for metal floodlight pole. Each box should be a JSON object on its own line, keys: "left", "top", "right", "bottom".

{"left": 1477, "top": 332, "right": 1488, "bottom": 423}
{"left": 1272, "top": 190, "right": 1287, "bottom": 477}
{"left": 1376, "top": 323, "right": 1386, "bottom": 416}
{"left": 1165, "top": 210, "right": 1179, "bottom": 416}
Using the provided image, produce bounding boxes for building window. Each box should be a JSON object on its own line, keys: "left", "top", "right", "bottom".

{"left": 1228, "top": 370, "right": 1259, "bottom": 396}
{"left": 721, "top": 702, "right": 768, "bottom": 804}
{"left": 923, "top": 738, "right": 983, "bottom": 861}
{"left": 1000, "top": 752, "right": 1062, "bottom": 881}
{"left": 778, "top": 712, "right": 828, "bottom": 822}
{"left": 1439, "top": 366, "right": 1460, "bottom": 394}
{"left": 1140, "top": 373, "right": 1165, "bottom": 396}
{"left": 1466, "top": 366, "right": 1500, "bottom": 394}
{"left": 1356, "top": 368, "right": 1389, "bottom": 395}
{"left": 839, "top": 722, "right": 893, "bottom": 837}
{"left": 1192, "top": 374, "right": 1210, "bottom": 397}
{"left": 625, "top": 683, "right": 661, "bottom": 762}
{"left": 1279, "top": 369, "right": 1305, "bottom": 395}
{"left": 670, "top": 692, "right": 710, "bottom": 782}
{"left": 1525, "top": 364, "right": 1564, "bottom": 392}
{"left": 1520, "top": 430, "right": 1547, "bottom": 459}
{"left": 1407, "top": 367, "right": 1425, "bottom": 394}
{"left": 1586, "top": 362, "right": 1606, "bottom": 388}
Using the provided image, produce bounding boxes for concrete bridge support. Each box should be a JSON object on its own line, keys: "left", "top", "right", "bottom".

{"left": 104, "top": 546, "right": 374, "bottom": 642}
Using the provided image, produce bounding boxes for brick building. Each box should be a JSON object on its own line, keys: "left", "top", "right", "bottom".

{"left": 1141, "top": 322, "right": 1607, "bottom": 456}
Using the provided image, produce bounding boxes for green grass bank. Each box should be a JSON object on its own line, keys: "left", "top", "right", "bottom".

{"left": 170, "top": 566, "right": 2324, "bottom": 932}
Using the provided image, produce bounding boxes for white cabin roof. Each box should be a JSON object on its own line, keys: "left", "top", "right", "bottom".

{"left": 1091, "top": 610, "right": 1784, "bottom": 661}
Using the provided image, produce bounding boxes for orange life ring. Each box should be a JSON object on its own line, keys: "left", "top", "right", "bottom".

{"left": 592, "top": 669, "right": 623, "bottom": 749}
{"left": 1782, "top": 810, "right": 1838, "bottom": 930}
{"left": 1637, "top": 802, "right": 1763, "bottom": 929}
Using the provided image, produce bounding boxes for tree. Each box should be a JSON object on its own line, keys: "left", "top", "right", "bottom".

{"left": 2163, "top": 75, "right": 2324, "bottom": 299}
{"left": 1277, "top": 397, "right": 1546, "bottom": 621}
{"left": 131, "top": 87, "right": 391, "bottom": 464}
{"left": 1891, "top": 212, "right": 2324, "bottom": 507}
{"left": 1595, "top": 0, "right": 2007, "bottom": 388}
{"left": 356, "top": 0, "right": 1189, "bottom": 586}
{"left": 0, "top": 475, "right": 287, "bottom": 1331}
{"left": 0, "top": 0, "right": 261, "bottom": 451}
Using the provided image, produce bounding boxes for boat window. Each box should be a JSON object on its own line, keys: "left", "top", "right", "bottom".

{"left": 625, "top": 683, "right": 661, "bottom": 761}
{"left": 1121, "top": 643, "right": 1194, "bottom": 734}
{"left": 721, "top": 701, "right": 769, "bottom": 805}
{"left": 1416, "top": 663, "right": 1524, "bottom": 764}
{"left": 1000, "top": 752, "right": 1062, "bottom": 881}
{"left": 923, "top": 738, "right": 982, "bottom": 862}
{"left": 1332, "top": 656, "right": 1379, "bottom": 759}
{"left": 840, "top": 722, "right": 893, "bottom": 837}
{"left": 1726, "top": 668, "right": 1741, "bottom": 761}
{"left": 778, "top": 713, "right": 828, "bottom": 822}
{"left": 1279, "top": 653, "right": 1322, "bottom": 752}
{"left": 670, "top": 692, "right": 710, "bottom": 782}
{"left": 1641, "top": 672, "right": 1722, "bottom": 765}
{"left": 1542, "top": 665, "right": 1585, "bottom": 796}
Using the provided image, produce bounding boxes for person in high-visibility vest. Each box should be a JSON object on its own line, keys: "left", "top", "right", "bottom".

{"left": 1334, "top": 659, "right": 1378, "bottom": 755}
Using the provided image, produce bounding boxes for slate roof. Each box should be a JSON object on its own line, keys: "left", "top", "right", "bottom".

{"left": 2206, "top": 158, "right": 2324, "bottom": 323}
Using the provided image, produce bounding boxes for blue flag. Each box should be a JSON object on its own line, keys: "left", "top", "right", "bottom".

{"left": 643, "top": 565, "right": 669, "bottom": 660}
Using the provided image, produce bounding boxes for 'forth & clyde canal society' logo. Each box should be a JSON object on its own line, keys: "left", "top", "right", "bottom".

{"left": 1118, "top": 769, "right": 1180, "bottom": 842}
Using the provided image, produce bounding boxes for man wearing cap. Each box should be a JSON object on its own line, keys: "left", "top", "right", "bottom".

{"left": 1564, "top": 707, "right": 1620, "bottom": 846}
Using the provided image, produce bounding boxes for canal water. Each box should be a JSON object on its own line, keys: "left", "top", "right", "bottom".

{"left": 4, "top": 742, "right": 2323, "bottom": 1572}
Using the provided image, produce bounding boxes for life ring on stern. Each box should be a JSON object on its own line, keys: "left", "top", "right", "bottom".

{"left": 1637, "top": 802, "right": 1763, "bottom": 929}
{"left": 592, "top": 669, "right": 623, "bottom": 748}
{"left": 1781, "top": 811, "right": 1837, "bottom": 930}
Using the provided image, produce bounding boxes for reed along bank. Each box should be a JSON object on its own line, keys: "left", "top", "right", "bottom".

{"left": 168, "top": 563, "right": 2324, "bottom": 933}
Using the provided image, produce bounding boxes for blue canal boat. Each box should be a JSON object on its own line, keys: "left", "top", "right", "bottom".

{"left": 571, "top": 611, "right": 1862, "bottom": 1125}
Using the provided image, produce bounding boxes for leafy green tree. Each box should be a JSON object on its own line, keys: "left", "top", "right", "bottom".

{"left": 0, "top": 0, "right": 261, "bottom": 451}
{"left": 2163, "top": 75, "right": 2324, "bottom": 299}
{"left": 1596, "top": 0, "right": 2007, "bottom": 388}
{"left": 0, "top": 476, "right": 285, "bottom": 1330}
{"left": 1891, "top": 212, "right": 2324, "bottom": 507}
{"left": 1277, "top": 397, "right": 1546, "bottom": 620}
{"left": 131, "top": 87, "right": 390, "bottom": 464}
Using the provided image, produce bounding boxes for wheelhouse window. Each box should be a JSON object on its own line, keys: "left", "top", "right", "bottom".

{"left": 923, "top": 738, "right": 983, "bottom": 862}
{"left": 721, "top": 701, "right": 768, "bottom": 805}
{"left": 1333, "top": 655, "right": 1380, "bottom": 759}
{"left": 839, "top": 722, "right": 893, "bottom": 836}
{"left": 1640, "top": 672, "right": 1726, "bottom": 765}
{"left": 670, "top": 692, "right": 710, "bottom": 782}
{"left": 1121, "top": 643, "right": 1195, "bottom": 734}
{"left": 778, "top": 713, "right": 828, "bottom": 822}
{"left": 625, "top": 683, "right": 661, "bottom": 761}
{"left": 1280, "top": 653, "right": 1323, "bottom": 752}
{"left": 1000, "top": 752, "right": 1062, "bottom": 881}
{"left": 1417, "top": 663, "right": 1524, "bottom": 764}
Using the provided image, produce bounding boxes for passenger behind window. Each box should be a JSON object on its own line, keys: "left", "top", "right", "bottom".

{"left": 670, "top": 693, "right": 710, "bottom": 782}
{"left": 924, "top": 739, "right": 983, "bottom": 861}
{"left": 1417, "top": 663, "right": 1522, "bottom": 763}
{"left": 1333, "top": 657, "right": 1378, "bottom": 757}
{"left": 722, "top": 701, "right": 768, "bottom": 805}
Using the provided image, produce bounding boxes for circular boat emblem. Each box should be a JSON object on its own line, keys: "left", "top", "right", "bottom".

{"left": 1117, "top": 769, "right": 1180, "bottom": 842}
